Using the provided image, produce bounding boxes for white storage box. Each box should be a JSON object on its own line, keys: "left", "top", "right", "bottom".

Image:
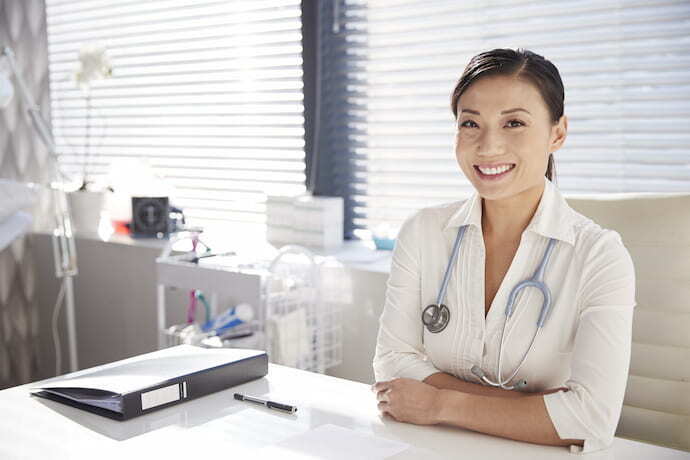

{"left": 266, "top": 194, "right": 343, "bottom": 250}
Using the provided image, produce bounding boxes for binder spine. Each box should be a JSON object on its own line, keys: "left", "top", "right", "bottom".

{"left": 122, "top": 352, "right": 268, "bottom": 420}
{"left": 185, "top": 353, "right": 268, "bottom": 400}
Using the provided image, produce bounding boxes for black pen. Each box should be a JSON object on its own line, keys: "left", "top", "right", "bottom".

{"left": 190, "top": 251, "right": 236, "bottom": 264}
{"left": 234, "top": 393, "right": 297, "bottom": 414}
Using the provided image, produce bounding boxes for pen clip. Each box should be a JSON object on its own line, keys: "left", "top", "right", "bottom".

{"left": 267, "top": 401, "right": 296, "bottom": 413}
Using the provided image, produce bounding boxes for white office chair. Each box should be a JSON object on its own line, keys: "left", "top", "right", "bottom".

{"left": 566, "top": 192, "right": 690, "bottom": 452}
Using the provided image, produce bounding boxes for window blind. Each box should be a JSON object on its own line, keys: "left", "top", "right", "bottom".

{"left": 322, "top": 0, "right": 690, "bottom": 235}
{"left": 45, "top": 0, "right": 306, "bottom": 231}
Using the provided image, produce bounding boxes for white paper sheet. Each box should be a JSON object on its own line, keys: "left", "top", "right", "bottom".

{"left": 259, "top": 423, "right": 409, "bottom": 460}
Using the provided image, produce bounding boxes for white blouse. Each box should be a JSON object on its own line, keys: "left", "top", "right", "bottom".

{"left": 372, "top": 176, "right": 637, "bottom": 454}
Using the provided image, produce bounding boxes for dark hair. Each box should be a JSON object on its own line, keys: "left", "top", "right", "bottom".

{"left": 451, "top": 48, "right": 563, "bottom": 183}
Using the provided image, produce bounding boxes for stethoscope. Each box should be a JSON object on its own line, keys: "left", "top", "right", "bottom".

{"left": 421, "top": 225, "right": 558, "bottom": 390}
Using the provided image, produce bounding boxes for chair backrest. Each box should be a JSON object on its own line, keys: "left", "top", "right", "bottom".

{"left": 565, "top": 192, "right": 690, "bottom": 452}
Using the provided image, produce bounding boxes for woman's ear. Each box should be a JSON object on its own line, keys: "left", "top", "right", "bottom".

{"left": 549, "top": 115, "right": 568, "bottom": 152}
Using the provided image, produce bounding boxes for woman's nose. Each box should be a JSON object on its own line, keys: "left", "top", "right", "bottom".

{"left": 476, "top": 128, "right": 506, "bottom": 157}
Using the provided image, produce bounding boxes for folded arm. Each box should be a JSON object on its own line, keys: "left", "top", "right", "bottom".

{"left": 436, "top": 388, "right": 584, "bottom": 447}
{"left": 423, "top": 372, "right": 567, "bottom": 398}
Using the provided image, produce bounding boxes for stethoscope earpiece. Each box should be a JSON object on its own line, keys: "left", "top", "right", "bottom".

{"left": 513, "top": 379, "right": 528, "bottom": 390}
{"left": 472, "top": 364, "right": 528, "bottom": 390}
{"left": 470, "top": 365, "right": 484, "bottom": 379}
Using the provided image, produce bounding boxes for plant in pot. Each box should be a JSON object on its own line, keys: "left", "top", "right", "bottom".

{"left": 65, "top": 43, "right": 113, "bottom": 234}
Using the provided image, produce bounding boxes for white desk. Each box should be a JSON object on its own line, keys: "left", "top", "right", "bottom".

{"left": 0, "top": 361, "right": 687, "bottom": 460}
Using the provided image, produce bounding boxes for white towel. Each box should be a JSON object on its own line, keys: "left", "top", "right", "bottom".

{"left": 267, "top": 307, "right": 311, "bottom": 368}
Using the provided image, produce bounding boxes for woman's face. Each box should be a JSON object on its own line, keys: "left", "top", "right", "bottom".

{"left": 454, "top": 74, "right": 567, "bottom": 201}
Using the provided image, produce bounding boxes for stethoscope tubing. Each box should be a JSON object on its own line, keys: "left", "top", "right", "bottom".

{"left": 436, "top": 225, "right": 467, "bottom": 306}
{"left": 423, "top": 225, "right": 559, "bottom": 390}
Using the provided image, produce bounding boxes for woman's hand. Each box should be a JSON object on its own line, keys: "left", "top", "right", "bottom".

{"left": 371, "top": 378, "right": 444, "bottom": 425}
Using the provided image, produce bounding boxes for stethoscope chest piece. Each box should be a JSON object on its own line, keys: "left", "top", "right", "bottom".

{"left": 422, "top": 303, "right": 450, "bottom": 333}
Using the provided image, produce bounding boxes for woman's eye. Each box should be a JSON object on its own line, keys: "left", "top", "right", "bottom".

{"left": 459, "top": 119, "right": 524, "bottom": 129}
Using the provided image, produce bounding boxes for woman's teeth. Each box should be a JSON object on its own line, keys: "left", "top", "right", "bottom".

{"left": 477, "top": 164, "right": 515, "bottom": 175}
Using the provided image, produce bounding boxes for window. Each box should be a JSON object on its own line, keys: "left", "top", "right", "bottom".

{"left": 45, "top": 0, "right": 306, "bottom": 234}
{"left": 318, "top": 0, "right": 690, "bottom": 237}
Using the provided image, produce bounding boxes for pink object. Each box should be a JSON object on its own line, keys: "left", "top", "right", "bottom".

{"left": 186, "top": 236, "right": 200, "bottom": 323}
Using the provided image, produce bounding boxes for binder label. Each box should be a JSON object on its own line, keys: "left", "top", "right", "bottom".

{"left": 141, "top": 383, "right": 180, "bottom": 410}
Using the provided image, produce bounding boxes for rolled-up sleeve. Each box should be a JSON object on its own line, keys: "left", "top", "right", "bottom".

{"left": 543, "top": 229, "right": 637, "bottom": 453}
{"left": 372, "top": 210, "right": 440, "bottom": 383}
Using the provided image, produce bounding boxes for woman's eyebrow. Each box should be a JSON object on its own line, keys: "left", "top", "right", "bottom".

{"left": 460, "top": 108, "right": 532, "bottom": 115}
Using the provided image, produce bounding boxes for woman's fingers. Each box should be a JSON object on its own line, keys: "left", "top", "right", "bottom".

{"left": 378, "top": 404, "right": 398, "bottom": 421}
{"left": 377, "top": 401, "right": 396, "bottom": 419}
{"left": 376, "top": 388, "right": 391, "bottom": 402}
{"left": 374, "top": 380, "right": 402, "bottom": 422}
{"left": 371, "top": 380, "right": 393, "bottom": 392}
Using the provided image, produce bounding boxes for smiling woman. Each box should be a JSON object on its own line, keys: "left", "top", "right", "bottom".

{"left": 451, "top": 49, "right": 563, "bottom": 191}
{"left": 372, "top": 48, "right": 637, "bottom": 454}
{"left": 450, "top": 50, "right": 571, "bottom": 321}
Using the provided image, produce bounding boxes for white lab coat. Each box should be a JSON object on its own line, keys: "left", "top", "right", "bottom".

{"left": 372, "top": 176, "right": 637, "bottom": 454}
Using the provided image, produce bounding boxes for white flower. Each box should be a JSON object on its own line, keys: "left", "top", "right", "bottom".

{"left": 373, "top": 223, "right": 397, "bottom": 239}
{"left": 74, "top": 43, "right": 113, "bottom": 91}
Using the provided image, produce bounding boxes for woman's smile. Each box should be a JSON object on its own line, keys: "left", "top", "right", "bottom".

{"left": 473, "top": 163, "right": 516, "bottom": 181}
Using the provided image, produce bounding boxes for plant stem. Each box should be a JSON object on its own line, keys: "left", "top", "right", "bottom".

{"left": 81, "top": 88, "right": 91, "bottom": 190}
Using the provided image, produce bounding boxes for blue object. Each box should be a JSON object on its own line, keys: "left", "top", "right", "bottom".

{"left": 373, "top": 236, "right": 395, "bottom": 251}
{"left": 421, "top": 224, "right": 558, "bottom": 391}
{"left": 202, "top": 304, "right": 254, "bottom": 334}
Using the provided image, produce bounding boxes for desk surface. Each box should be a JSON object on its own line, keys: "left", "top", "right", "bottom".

{"left": 0, "top": 362, "right": 687, "bottom": 460}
